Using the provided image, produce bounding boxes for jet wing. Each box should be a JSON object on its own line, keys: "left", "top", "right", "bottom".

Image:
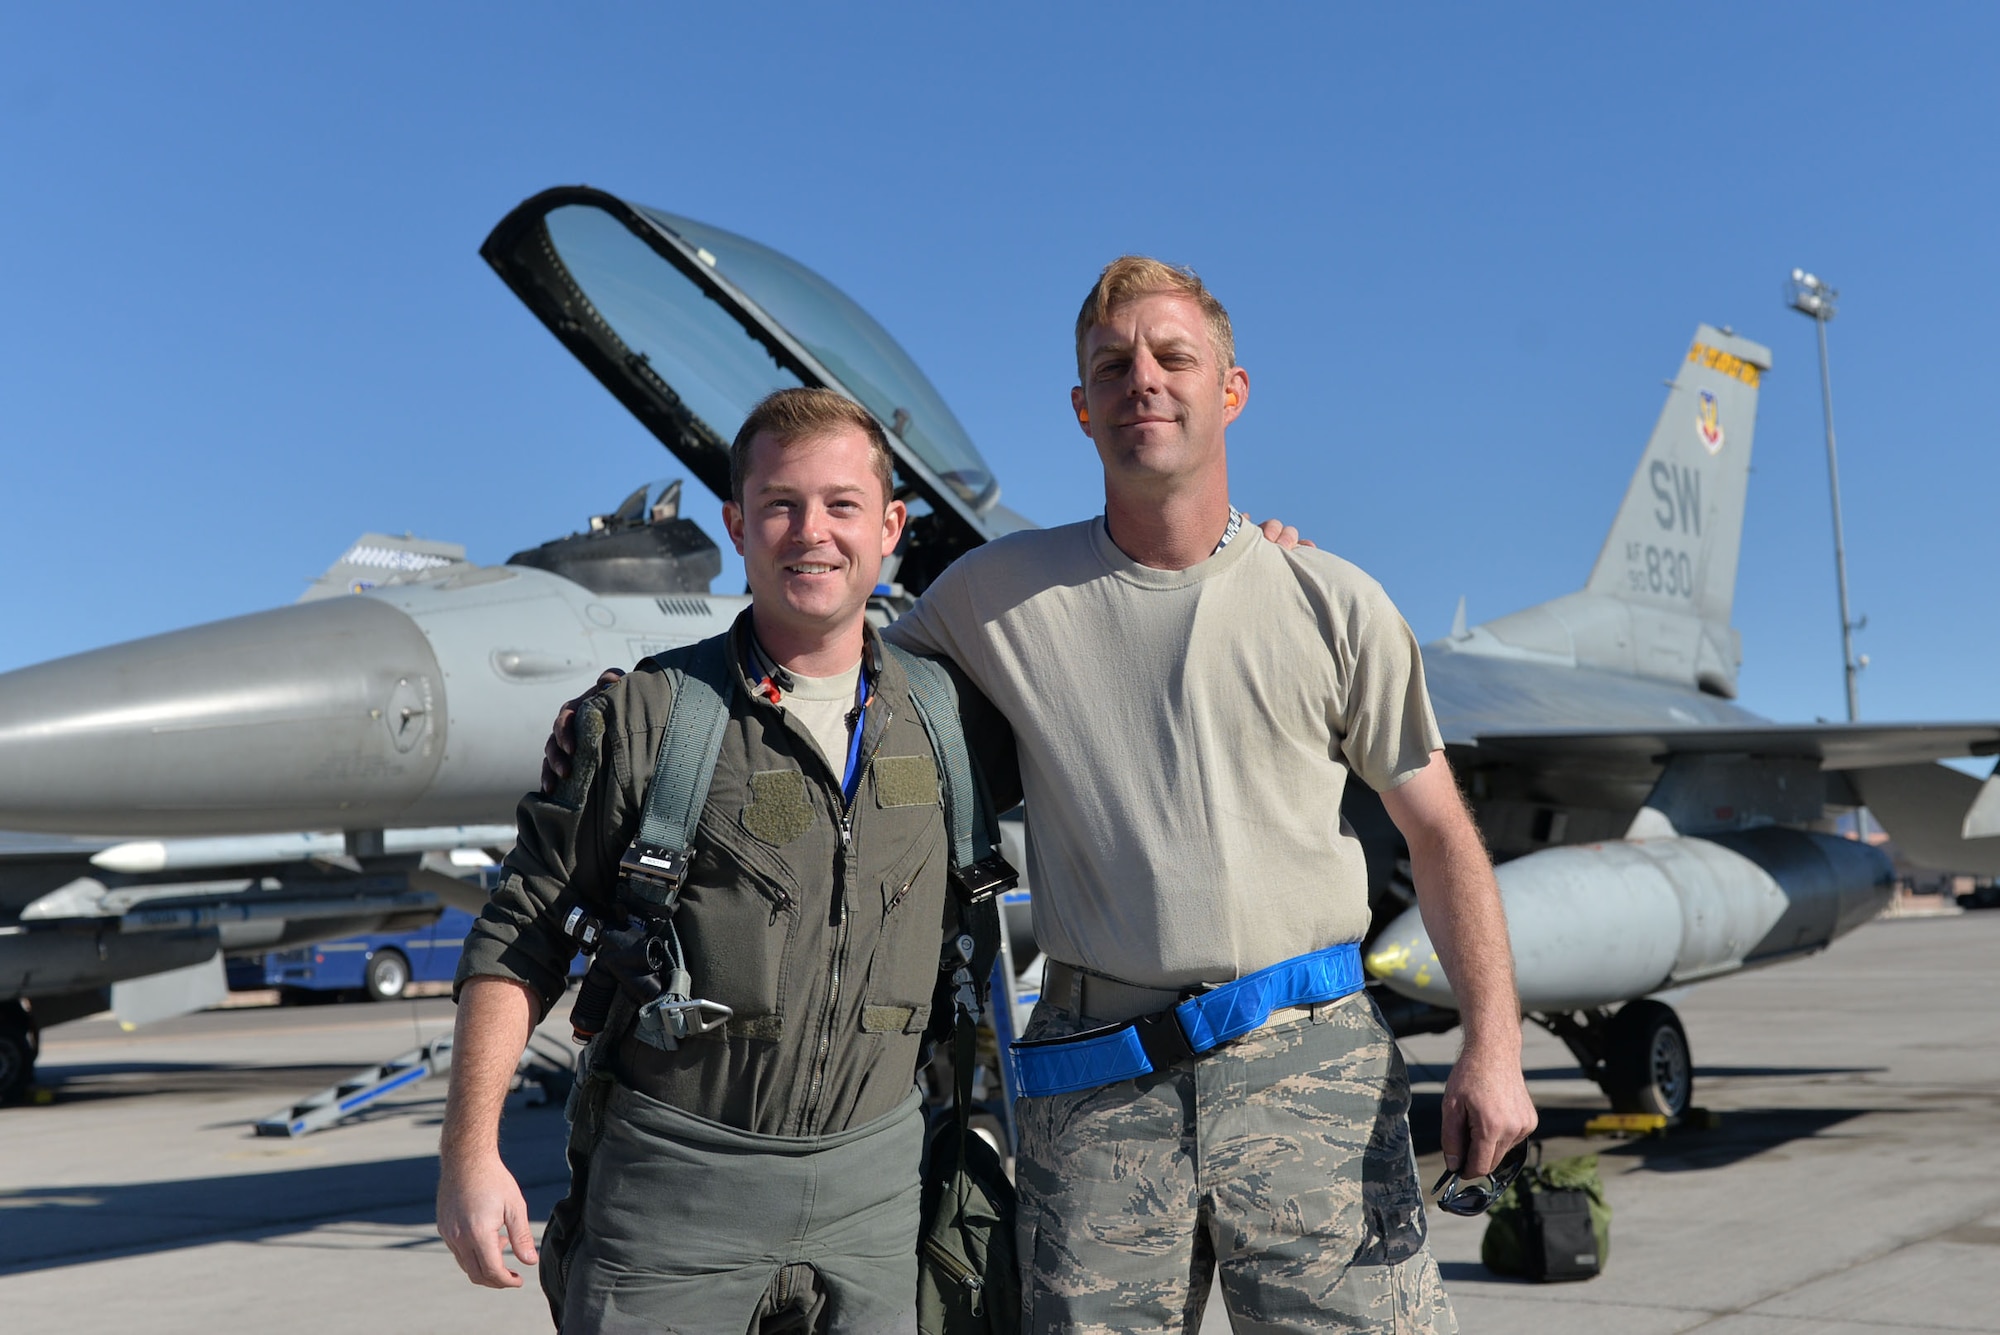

{"left": 0, "top": 827, "right": 505, "bottom": 1027}
{"left": 481, "top": 186, "right": 1028, "bottom": 591}
{"left": 1461, "top": 723, "right": 2000, "bottom": 875}
{"left": 1466, "top": 721, "right": 2000, "bottom": 770}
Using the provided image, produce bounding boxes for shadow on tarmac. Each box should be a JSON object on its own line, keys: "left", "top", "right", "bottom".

{"left": 1436, "top": 1260, "right": 1527, "bottom": 1284}
{"left": 1407, "top": 1091, "right": 1883, "bottom": 1173}
{"left": 1517, "top": 1065, "right": 1888, "bottom": 1082}
{"left": 0, "top": 1115, "right": 571, "bottom": 1275}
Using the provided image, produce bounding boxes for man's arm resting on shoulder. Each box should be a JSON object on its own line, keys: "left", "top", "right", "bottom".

{"left": 1379, "top": 751, "right": 1538, "bottom": 1177}
{"left": 437, "top": 976, "right": 542, "bottom": 1288}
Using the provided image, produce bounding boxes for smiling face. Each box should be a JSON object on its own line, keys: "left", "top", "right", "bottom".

{"left": 722, "top": 425, "right": 907, "bottom": 665}
{"left": 1072, "top": 290, "right": 1248, "bottom": 492}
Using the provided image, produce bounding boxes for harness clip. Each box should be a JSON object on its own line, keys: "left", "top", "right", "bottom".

{"left": 637, "top": 989, "right": 734, "bottom": 1049}
{"left": 949, "top": 854, "right": 1019, "bottom": 905}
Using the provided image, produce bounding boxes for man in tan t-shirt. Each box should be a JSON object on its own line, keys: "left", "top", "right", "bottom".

{"left": 878, "top": 258, "right": 1535, "bottom": 1333}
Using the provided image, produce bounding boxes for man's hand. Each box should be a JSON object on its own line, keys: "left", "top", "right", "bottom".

{"left": 437, "top": 1150, "right": 539, "bottom": 1288}
{"left": 1439, "top": 1037, "right": 1539, "bottom": 1179}
{"left": 438, "top": 976, "right": 539, "bottom": 1285}
{"left": 541, "top": 668, "right": 625, "bottom": 793}
{"left": 1245, "top": 514, "right": 1317, "bottom": 551}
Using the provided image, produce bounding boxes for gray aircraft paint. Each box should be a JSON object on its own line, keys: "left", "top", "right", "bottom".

{"left": 0, "top": 561, "right": 743, "bottom": 836}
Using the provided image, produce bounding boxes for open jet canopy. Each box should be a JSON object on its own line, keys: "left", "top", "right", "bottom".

{"left": 483, "top": 186, "right": 1024, "bottom": 591}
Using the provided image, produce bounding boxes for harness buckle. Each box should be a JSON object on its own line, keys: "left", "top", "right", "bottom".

{"left": 1130, "top": 1007, "right": 1199, "bottom": 1073}
{"left": 949, "top": 854, "right": 1019, "bottom": 905}
{"left": 619, "top": 842, "right": 691, "bottom": 912}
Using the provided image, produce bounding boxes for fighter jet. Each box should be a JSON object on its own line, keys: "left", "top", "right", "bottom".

{"left": 2, "top": 185, "right": 1995, "bottom": 1118}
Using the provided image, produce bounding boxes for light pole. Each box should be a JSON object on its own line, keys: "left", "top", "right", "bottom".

{"left": 1786, "top": 269, "right": 1863, "bottom": 722}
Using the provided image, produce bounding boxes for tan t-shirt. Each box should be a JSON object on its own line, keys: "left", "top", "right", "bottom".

{"left": 779, "top": 661, "right": 863, "bottom": 783}
{"left": 884, "top": 517, "right": 1442, "bottom": 989}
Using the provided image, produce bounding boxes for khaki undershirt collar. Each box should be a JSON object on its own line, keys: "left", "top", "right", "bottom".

{"left": 1089, "top": 511, "right": 1260, "bottom": 590}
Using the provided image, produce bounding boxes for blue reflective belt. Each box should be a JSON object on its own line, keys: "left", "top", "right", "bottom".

{"left": 1005, "top": 942, "right": 1365, "bottom": 1100}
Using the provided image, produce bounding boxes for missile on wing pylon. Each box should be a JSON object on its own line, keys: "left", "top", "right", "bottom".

{"left": 1365, "top": 828, "right": 1893, "bottom": 1113}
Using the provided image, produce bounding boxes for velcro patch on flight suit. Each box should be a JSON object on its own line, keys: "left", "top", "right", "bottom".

{"left": 861, "top": 1004, "right": 925, "bottom": 1033}
{"left": 742, "top": 769, "right": 815, "bottom": 845}
{"left": 730, "top": 1014, "right": 784, "bottom": 1043}
{"left": 872, "top": 754, "right": 940, "bottom": 808}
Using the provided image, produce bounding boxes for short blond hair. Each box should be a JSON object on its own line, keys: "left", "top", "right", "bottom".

{"left": 730, "top": 388, "right": 895, "bottom": 504}
{"left": 1073, "top": 255, "right": 1236, "bottom": 383}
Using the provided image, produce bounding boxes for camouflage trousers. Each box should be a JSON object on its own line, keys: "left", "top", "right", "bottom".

{"left": 1012, "top": 989, "right": 1456, "bottom": 1334}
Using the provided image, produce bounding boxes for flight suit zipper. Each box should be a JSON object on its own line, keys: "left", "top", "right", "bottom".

{"left": 801, "top": 699, "right": 891, "bottom": 1134}
{"left": 884, "top": 844, "right": 933, "bottom": 916}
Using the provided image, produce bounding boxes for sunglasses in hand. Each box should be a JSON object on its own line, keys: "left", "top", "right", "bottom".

{"left": 1429, "top": 1141, "right": 1529, "bottom": 1217}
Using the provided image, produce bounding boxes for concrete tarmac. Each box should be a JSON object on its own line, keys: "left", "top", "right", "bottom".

{"left": 2, "top": 911, "right": 1996, "bottom": 1333}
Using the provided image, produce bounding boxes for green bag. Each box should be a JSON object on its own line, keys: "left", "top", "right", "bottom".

{"left": 1480, "top": 1147, "right": 1611, "bottom": 1282}
{"left": 917, "top": 1004, "right": 1020, "bottom": 1334}
{"left": 899, "top": 645, "right": 1020, "bottom": 1333}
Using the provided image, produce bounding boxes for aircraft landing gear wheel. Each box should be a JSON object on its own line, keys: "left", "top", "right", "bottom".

{"left": 1602, "top": 999, "right": 1692, "bottom": 1118}
{"left": 0, "top": 1000, "right": 39, "bottom": 1104}
{"left": 364, "top": 950, "right": 410, "bottom": 1002}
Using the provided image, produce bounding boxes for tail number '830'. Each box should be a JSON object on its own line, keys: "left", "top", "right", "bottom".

{"left": 1626, "top": 542, "right": 1693, "bottom": 598}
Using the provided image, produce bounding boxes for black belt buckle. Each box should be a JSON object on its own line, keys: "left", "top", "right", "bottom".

{"left": 1131, "top": 1007, "right": 1198, "bottom": 1073}
{"left": 949, "top": 854, "right": 1018, "bottom": 905}
{"left": 619, "top": 842, "right": 691, "bottom": 911}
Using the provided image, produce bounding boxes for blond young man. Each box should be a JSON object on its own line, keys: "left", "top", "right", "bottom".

{"left": 440, "top": 389, "right": 1014, "bottom": 1334}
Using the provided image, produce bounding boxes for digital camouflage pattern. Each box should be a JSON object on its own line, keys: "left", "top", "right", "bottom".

{"left": 1012, "top": 990, "right": 1456, "bottom": 1334}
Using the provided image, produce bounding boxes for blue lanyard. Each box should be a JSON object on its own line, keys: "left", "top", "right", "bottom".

{"left": 840, "top": 669, "right": 870, "bottom": 805}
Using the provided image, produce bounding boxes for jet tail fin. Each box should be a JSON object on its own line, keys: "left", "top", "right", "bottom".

{"left": 1584, "top": 325, "right": 1769, "bottom": 627}
{"left": 299, "top": 533, "right": 468, "bottom": 602}
{"left": 1445, "top": 326, "right": 1771, "bottom": 697}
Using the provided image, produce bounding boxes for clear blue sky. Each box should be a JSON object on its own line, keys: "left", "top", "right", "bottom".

{"left": 3, "top": 5, "right": 1995, "bottom": 733}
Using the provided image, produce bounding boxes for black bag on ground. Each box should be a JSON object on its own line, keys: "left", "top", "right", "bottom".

{"left": 1480, "top": 1146, "right": 1610, "bottom": 1283}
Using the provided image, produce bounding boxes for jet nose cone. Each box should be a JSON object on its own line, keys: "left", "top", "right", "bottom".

{"left": 0, "top": 597, "right": 446, "bottom": 835}
{"left": 1365, "top": 907, "right": 1456, "bottom": 1006}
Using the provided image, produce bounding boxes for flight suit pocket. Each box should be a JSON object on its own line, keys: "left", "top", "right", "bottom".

{"left": 677, "top": 826, "right": 805, "bottom": 1036}
{"left": 860, "top": 821, "right": 944, "bottom": 1032}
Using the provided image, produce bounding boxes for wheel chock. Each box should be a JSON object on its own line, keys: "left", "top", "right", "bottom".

{"left": 1584, "top": 1112, "right": 1669, "bottom": 1138}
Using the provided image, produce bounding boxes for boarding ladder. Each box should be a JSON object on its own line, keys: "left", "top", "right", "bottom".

{"left": 255, "top": 1034, "right": 570, "bottom": 1137}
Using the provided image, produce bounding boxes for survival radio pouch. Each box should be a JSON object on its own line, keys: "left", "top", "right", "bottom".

{"left": 893, "top": 647, "right": 1021, "bottom": 1335}
{"left": 1480, "top": 1145, "right": 1611, "bottom": 1283}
